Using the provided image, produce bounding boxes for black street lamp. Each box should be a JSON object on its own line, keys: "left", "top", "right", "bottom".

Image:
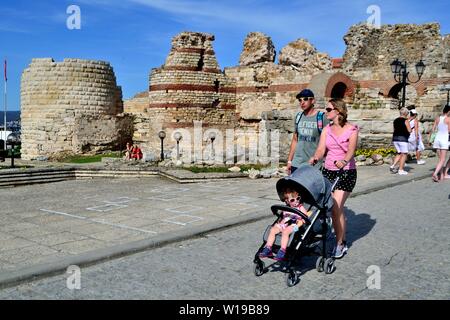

{"left": 209, "top": 132, "right": 216, "bottom": 159}
{"left": 174, "top": 131, "right": 182, "bottom": 160}
{"left": 158, "top": 130, "right": 166, "bottom": 160}
{"left": 390, "top": 58, "right": 426, "bottom": 109}
{"left": 6, "top": 132, "right": 20, "bottom": 168}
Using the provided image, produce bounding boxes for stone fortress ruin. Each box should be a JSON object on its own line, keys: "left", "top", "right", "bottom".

{"left": 20, "top": 22, "right": 450, "bottom": 163}
{"left": 21, "top": 58, "right": 132, "bottom": 160}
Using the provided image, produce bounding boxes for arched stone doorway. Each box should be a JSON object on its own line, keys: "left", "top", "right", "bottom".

{"left": 386, "top": 83, "right": 418, "bottom": 107}
{"left": 330, "top": 82, "right": 348, "bottom": 99}
{"left": 388, "top": 83, "right": 403, "bottom": 99}
{"left": 325, "top": 73, "right": 354, "bottom": 99}
{"left": 308, "top": 71, "right": 355, "bottom": 103}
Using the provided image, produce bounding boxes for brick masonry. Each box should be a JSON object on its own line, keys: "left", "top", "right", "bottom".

{"left": 21, "top": 24, "right": 450, "bottom": 162}
{"left": 21, "top": 58, "right": 132, "bottom": 160}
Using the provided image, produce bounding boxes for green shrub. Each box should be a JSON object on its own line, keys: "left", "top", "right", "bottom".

{"left": 0, "top": 146, "right": 21, "bottom": 158}
{"left": 355, "top": 148, "right": 396, "bottom": 158}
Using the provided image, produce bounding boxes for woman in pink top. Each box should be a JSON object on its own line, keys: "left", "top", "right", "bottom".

{"left": 309, "top": 99, "right": 358, "bottom": 259}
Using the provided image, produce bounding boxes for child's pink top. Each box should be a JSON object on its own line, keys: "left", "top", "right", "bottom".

{"left": 282, "top": 203, "right": 306, "bottom": 223}
{"left": 324, "top": 124, "right": 358, "bottom": 171}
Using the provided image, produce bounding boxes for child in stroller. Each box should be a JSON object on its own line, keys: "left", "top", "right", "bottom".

{"left": 259, "top": 188, "right": 312, "bottom": 261}
{"left": 253, "top": 164, "right": 339, "bottom": 286}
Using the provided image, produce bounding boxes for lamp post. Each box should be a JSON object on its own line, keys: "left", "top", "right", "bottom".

{"left": 6, "top": 132, "right": 20, "bottom": 168}
{"left": 438, "top": 83, "right": 450, "bottom": 105}
{"left": 390, "top": 58, "right": 426, "bottom": 109}
{"left": 158, "top": 130, "right": 166, "bottom": 160}
{"left": 174, "top": 132, "right": 182, "bottom": 160}
{"left": 209, "top": 132, "right": 216, "bottom": 159}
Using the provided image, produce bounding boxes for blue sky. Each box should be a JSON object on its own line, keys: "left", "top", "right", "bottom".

{"left": 0, "top": 0, "right": 449, "bottom": 111}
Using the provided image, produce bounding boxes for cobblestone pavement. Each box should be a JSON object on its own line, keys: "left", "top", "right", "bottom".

{"left": 0, "top": 178, "right": 448, "bottom": 299}
{"left": 0, "top": 176, "right": 275, "bottom": 272}
{"left": 0, "top": 159, "right": 438, "bottom": 276}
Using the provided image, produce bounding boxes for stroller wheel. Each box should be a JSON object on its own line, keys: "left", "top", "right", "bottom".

{"left": 286, "top": 270, "right": 300, "bottom": 287}
{"left": 253, "top": 261, "right": 265, "bottom": 277}
{"left": 316, "top": 257, "right": 325, "bottom": 272}
{"left": 324, "top": 258, "right": 336, "bottom": 274}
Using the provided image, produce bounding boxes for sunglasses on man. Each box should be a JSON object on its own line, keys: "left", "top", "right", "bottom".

{"left": 298, "top": 97, "right": 313, "bottom": 102}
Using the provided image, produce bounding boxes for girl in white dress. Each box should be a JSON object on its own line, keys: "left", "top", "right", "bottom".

{"left": 429, "top": 105, "right": 450, "bottom": 182}
{"left": 408, "top": 109, "right": 425, "bottom": 165}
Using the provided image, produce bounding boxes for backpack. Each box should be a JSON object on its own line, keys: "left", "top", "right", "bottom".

{"left": 294, "top": 111, "right": 325, "bottom": 139}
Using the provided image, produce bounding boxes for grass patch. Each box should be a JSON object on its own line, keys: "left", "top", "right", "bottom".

{"left": 185, "top": 166, "right": 230, "bottom": 173}
{"left": 61, "top": 152, "right": 122, "bottom": 163}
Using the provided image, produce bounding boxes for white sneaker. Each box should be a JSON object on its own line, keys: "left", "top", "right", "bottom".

{"left": 398, "top": 170, "right": 408, "bottom": 175}
{"left": 417, "top": 160, "right": 426, "bottom": 165}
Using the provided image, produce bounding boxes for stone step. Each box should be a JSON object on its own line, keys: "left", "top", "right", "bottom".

{"left": 75, "top": 170, "right": 158, "bottom": 178}
{"left": 0, "top": 176, "right": 75, "bottom": 187}
{"left": 0, "top": 169, "right": 74, "bottom": 178}
{"left": 0, "top": 167, "right": 248, "bottom": 187}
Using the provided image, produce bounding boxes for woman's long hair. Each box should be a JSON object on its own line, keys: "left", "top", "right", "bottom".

{"left": 329, "top": 99, "right": 348, "bottom": 127}
{"left": 443, "top": 104, "right": 450, "bottom": 114}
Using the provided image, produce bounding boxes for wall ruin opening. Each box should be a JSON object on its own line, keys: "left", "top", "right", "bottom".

{"left": 330, "top": 82, "right": 348, "bottom": 99}
{"left": 388, "top": 83, "right": 404, "bottom": 99}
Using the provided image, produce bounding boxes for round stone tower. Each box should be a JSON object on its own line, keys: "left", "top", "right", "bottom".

{"left": 21, "top": 58, "right": 128, "bottom": 160}
{"left": 126, "top": 32, "right": 238, "bottom": 159}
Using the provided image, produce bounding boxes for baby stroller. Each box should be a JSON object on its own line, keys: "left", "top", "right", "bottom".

{"left": 253, "top": 164, "right": 340, "bottom": 287}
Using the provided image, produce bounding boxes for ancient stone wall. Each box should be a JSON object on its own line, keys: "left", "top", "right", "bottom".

{"left": 343, "top": 23, "right": 445, "bottom": 74}
{"left": 121, "top": 25, "right": 449, "bottom": 163}
{"left": 337, "top": 23, "right": 450, "bottom": 148}
{"left": 230, "top": 27, "right": 449, "bottom": 155}
{"left": 124, "top": 91, "right": 148, "bottom": 114}
{"left": 126, "top": 32, "right": 239, "bottom": 159}
{"left": 116, "top": 23, "right": 449, "bottom": 163}
{"left": 278, "top": 38, "right": 332, "bottom": 73}
{"left": 224, "top": 62, "right": 311, "bottom": 121}
{"left": 239, "top": 32, "right": 276, "bottom": 66}
{"left": 21, "top": 58, "right": 129, "bottom": 160}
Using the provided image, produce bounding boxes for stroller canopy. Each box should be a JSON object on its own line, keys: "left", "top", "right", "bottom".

{"left": 276, "top": 164, "right": 334, "bottom": 210}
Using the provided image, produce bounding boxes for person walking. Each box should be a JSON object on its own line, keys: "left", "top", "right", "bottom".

{"left": 429, "top": 104, "right": 450, "bottom": 182}
{"left": 407, "top": 109, "right": 426, "bottom": 165}
{"left": 286, "top": 89, "right": 329, "bottom": 174}
{"left": 390, "top": 107, "right": 412, "bottom": 175}
{"left": 309, "top": 99, "right": 358, "bottom": 259}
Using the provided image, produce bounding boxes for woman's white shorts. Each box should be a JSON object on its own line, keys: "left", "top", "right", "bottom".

{"left": 393, "top": 141, "right": 409, "bottom": 153}
{"left": 433, "top": 138, "right": 449, "bottom": 150}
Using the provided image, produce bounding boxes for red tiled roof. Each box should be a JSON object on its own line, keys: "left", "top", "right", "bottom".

{"left": 332, "top": 58, "right": 344, "bottom": 69}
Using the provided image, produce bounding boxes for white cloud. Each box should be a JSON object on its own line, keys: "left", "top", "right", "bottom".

{"left": 129, "top": 0, "right": 312, "bottom": 36}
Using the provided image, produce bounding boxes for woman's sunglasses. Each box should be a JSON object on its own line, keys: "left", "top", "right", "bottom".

{"left": 325, "top": 107, "right": 335, "bottom": 112}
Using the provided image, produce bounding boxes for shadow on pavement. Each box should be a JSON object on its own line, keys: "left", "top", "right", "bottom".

{"left": 345, "top": 208, "right": 377, "bottom": 249}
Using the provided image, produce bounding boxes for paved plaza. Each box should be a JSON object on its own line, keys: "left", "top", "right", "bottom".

{"left": 0, "top": 177, "right": 448, "bottom": 299}
{"left": 0, "top": 159, "right": 447, "bottom": 293}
